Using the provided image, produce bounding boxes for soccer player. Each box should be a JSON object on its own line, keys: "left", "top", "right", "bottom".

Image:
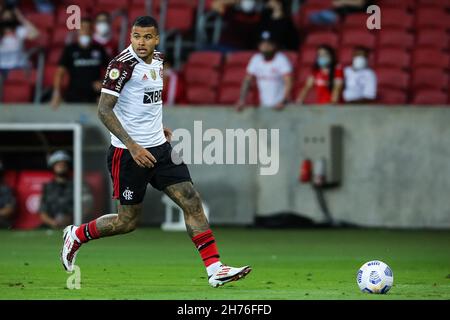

{"left": 60, "top": 16, "right": 251, "bottom": 288}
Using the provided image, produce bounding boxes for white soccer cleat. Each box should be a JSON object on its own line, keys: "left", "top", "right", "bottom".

{"left": 208, "top": 265, "right": 252, "bottom": 288}
{"left": 60, "top": 225, "right": 82, "bottom": 272}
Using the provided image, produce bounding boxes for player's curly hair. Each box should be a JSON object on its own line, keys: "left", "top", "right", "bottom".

{"left": 132, "top": 16, "right": 159, "bottom": 31}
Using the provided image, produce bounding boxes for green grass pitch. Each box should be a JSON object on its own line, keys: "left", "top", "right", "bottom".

{"left": 0, "top": 228, "right": 449, "bottom": 300}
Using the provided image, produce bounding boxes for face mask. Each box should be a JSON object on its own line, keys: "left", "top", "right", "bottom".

{"left": 95, "top": 22, "right": 110, "bottom": 36}
{"left": 78, "top": 35, "right": 91, "bottom": 47}
{"left": 262, "top": 51, "right": 275, "bottom": 60}
{"left": 317, "top": 56, "right": 330, "bottom": 68}
{"left": 240, "top": 0, "right": 256, "bottom": 13}
{"left": 352, "top": 56, "right": 367, "bottom": 70}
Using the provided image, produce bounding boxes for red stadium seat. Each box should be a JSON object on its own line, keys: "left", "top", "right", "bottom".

{"left": 416, "top": 0, "right": 450, "bottom": 8}
{"left": 225, "top": 51, "right": 256, "bottom": 68}
{"left": 165, "top": 5, "right": 195, "bottom": 32}
{"left": 13, "top": 171, "right": 53, "bottom": 230}
{"left": 381, "top": 8, "right": 414, "bottom": 30}
{"left": 184, "top": 67, "right": 220, "bottom": 88}
{"left": 416, "top": 8, "right": 450, "bottom": 30}
{"left": 43, "top": 65, "right": 69, "bottom": 90}
{"left": 47, "top": 48, "right": 64, "bottom": 65}
{"left": 412, "top": 90, "right": 448, "bottom": 105}
{"left": 51, "top": 28, "right": 72, "bottom": 47}
{"left": 282, "top": 51, "right": 298, "bottom": 71}
{"left": 416, "top": 30, "right": 449, "bottom": 50}
{"left": 304, "top": 31, "right": 338, "bottom": 49}
{"left": 412, "top": 68, "right": 449, "bottom": 91}
{"left": 95, "top": 0, "right": 129, "bottom": 12}
{"left": 377, "top": 30, "right": 414, "bottom": 50}
{"left": 222, "top": 67, "right": 247, "bottom": 86}
{"left": 376, "top": 48, "right": 410, "bottom": 69}
{"left": 187, "top": 51, "right": 222, "bottom": 69}
{"left": 376, "top": 68, "right": 410, "bottom": 91}
{"left": 186, "top": 86, "right": 217, "bottom": 104}
{"left": 26, "top": 13, "right": 55, "bottom": 31}
{"left": 299, "top": 46, "right": 318, "bottom": 68}
{"left": 341, "top": 30, "right": 376, "bottom": 49}
{"left": 25, "top": 30, "right": 50, "bottom": 50}
{"left": 2, "top": 83, "right": 33, "bottom": 103}
{"left": 413, "top": 49, "right": 450, "bottom": 69}
{"left": 6, "top": 69, "right": 37, "bottom": 86}
{"left": 377, "top": 88, "right": 407, "bottom": 104}
{"left": 376, "top": 0, "right": 415, "bottom": 10}
{"left": 342, "top": 13, "right": 369, "bottom": 30}
{"left": 217, "top": 85, "right": 257, "bottom": 105}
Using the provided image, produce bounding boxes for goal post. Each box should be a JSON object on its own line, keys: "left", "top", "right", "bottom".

{"left": 0, "top": 123, "right": 83, "bottom": 225}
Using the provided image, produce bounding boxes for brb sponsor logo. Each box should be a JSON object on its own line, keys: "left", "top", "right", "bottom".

{"left": 171, "top": 121, "right": 279, "bottom": 176}
{"left": 143, "top": 88, "right": 163, "bottom": 104}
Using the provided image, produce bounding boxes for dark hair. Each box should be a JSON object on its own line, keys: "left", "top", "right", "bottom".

{"left": 81, "top": 17, "right": 92, "bottom": 24}
{"left": 132, "top": 16, "right": 159, "bottom": 31}
{"left": 314, "top": 44, "right": 337, "bottom": 92}
{"left": 95, "top": 12, "right": 111, "bottom": 21}
{"left": 353, "top": 45, "right": 370, "bottom": 56}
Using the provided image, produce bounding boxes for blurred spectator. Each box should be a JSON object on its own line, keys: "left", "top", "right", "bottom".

{"left": 0, "top": 6, "right": 39, "bottom": 77}
{"left": 162, "top": 56, "right": 185, "bottom": 106}
{"left": 343, "top": 46, "right": 377, "bottom": 103}
{"left": 309, "top": 0, "right": 372, "bottom": 25}
{"left": 93, "top": 12, "right": 118, "bottom": 57}
{"left": 39, "top": 151, "right": 93, "bottom": 229}
{"left": 0, "top": 158, "right": 15, "bottom": 229}
{"left": 33, "top": 0, "right": 54, "bottom": 13}
{"left": 258, "top": 0, "right": 299, "bottom": 50}
{"left": 237, "top": 30, "right": 293, "bottom": 110}
{"left": 50, "top": 18, "right": 109, "bottom": 108}
{"left": 210, "top": 0, "right": 264, "bottom": 51}
{"left": 296, "top": 44, "right": 343, "bottom": 105}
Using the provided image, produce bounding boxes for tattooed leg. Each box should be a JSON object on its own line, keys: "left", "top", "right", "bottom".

{"left": 164, "top": 181, "right": 209, "bottom": 238}
{"left": 95, "top": 202, "right": 142, "bottom": 237}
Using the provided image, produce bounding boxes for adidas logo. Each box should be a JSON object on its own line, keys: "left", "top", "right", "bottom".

{"left": 142, "top": 74, "right": 148, "bottom": 80}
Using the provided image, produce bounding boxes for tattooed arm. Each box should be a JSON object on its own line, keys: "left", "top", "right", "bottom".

{"left": 97, "top": 92, "right": 156, "bottom": 168}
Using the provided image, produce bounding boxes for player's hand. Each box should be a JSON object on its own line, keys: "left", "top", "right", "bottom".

{"left": 129, "top": 143, "right": 157, "bottom": 168}
{"left": 163, "top": 127, "right": 172, "bottom": 143}
{"left": 92, "top": 80, "right": 103, "bottom": 92}
{"left": 274, "top": 101, "right": 286, "bottom": 111}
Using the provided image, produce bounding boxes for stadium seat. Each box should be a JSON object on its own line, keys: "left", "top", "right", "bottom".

{"left": 25, "top": 13, "right": 55, "bottom": 31}
{"left": 186, "top": 86, "right": 217, "bottom": 104}
{"left": 412, "top": 90, "right": 448, "bottom": 105}
{"left": 299, "top": 46, "right": 318, "bottom": 69}
{"left": 339, "top": 47, "right": 375, "bottom": 67}
{"left": 225, "top": 51, "right": 256, "bottom": 68}
{"left": 341, "top": 30, "right": 376, "bottom": 49}
{"left": 376, "top": 0, "right": 415, "bottom": 10}
{"left": 416, "top": 30, "right": 449, "bottom": 50}
{"left": 416, "top": 8, "right": 450, "bottom": 30}
{"left": 95, "top": 0, "right": 129, "bottom": 13}
{"left": 341, "top": 13, "right": 369, "bottom": 30}
{"left": 282, "top": 51, "right": 298, "bottom": 71}
{"left": 376, "top": 68, "right": 410, "bottom": 91}
{"left": 183, "top": 66, "right": 220, "bottom": 88}
{"left": 47, "top": 48, "right": 64, "bottom": 65}
{"left": 13, "top": 171, "right": 53, "bottom": 230}
{"left": 381, "top": 8, "right": 414, "bottom": 30}
{"left": 413, "top": 49, "right": 450, "bottom": 69}
{"left": 217, "top": 85, "right": 257, "bottom": 105}
{"left": 221, "top": 67, "right": 247, "bottom": 86}
{"left": 416, "top": 0, "right": 450, "bottom": 8}
{"left": 5, "top": 69, "right": 37, "bottom": 86}
{"left": 304, "top": 31, "right": 339, "bottom": 49}
{"left": 51, "top": 28, "right": 72, "bottom": 47}
{"left": 43, "top": 65, "right": 69, "bottom": 91}
{"left": 2, "top": 83, "right": 34, "bottom": 103}
{"left": 377, "top": 88, "right": 407, "bottom": 104}
{"left": 25, "top": 30, "right": 50, "bottom": 50}
{"left": 187, "top": 51, "right": 222, "bottom": 69}
{"left": 377, "top": 30, "right": 414, "bottom": 50}
{"left": 165, "top": 5, "right": 195, "bottom": 33}
{"left": 412, "top": 68, "right": 449, "bottom": 92}
{"left": 376, "top": 48, "right": 410, "bottom": 69}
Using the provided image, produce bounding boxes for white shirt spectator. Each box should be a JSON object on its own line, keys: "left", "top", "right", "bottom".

{"left": 247, "top": 51, "right": 292, "bottom": 107}
{"left": 0, "top": 26, "right": 28, "bottom": 70}
{"left": 343, "top": 66, "right": 377, "bottom": 102}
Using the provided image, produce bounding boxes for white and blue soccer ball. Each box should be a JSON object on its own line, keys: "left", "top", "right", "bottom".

{"left": 356, "top": 260, "right": 394, "bottom": 294}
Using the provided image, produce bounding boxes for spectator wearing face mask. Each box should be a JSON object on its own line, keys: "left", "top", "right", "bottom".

{"left": 0, "top": 7, "right": 39, "bottom": 77}
{"left": 237, "top": 30, "right": 293, "bottom": 111}
{"left": 296, "top": 44, "right": 343, "bottom": 105}
{"left": 50, "top": 18, "right": 109, "bottom": 108}
{"left": 309, "top": 0, "right": 372, "bottom": 25}
{"left": 93, "top": 12, "right": 118, "bottom": 57}
{"left": 343, "top": 46, "right": 377, "bottom": 103}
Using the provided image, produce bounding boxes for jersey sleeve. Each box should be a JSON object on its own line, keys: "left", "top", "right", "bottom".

{"left": 101, "top": 59, "right": 133, "bottom": 97}
{"left": 246, "top": 55, "right": 259, "bottom": 76}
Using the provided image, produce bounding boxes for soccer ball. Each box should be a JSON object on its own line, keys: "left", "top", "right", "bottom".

{"left": 356, "top": 260, "right": 394, "bottom": 294}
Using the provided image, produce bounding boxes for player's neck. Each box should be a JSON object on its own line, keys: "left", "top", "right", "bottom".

{"left": 143, "top": 50, "right": 154, "bottom": 64}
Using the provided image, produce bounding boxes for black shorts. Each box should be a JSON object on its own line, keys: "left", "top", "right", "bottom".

{"left": 107, "top": 141, "right": 192, "bottom": 205}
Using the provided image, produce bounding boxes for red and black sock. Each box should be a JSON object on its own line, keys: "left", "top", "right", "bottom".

{"left": 192, "top": 229, "right": 221, "bottom": 267}
{"left": 74, "top": 220, "right": 100, "bottom": 244}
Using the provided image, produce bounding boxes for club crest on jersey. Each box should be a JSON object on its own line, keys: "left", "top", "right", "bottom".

{"left": 150, "top": 69, "right": 157, "bottom": 80}
{"left": 109, "top": 68, "right": 120, "bottom": 80}
{"left": 123, "top": 188, "right": 133, "bottom": 201}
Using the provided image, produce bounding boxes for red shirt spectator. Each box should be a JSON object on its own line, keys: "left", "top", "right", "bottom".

{"left": 312, "top": 64, "right": 343, "bottom": 103}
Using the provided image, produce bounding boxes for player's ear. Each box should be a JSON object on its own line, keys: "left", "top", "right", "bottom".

{"left": 155, "top": 34, "right": 160, "bottom": 46}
